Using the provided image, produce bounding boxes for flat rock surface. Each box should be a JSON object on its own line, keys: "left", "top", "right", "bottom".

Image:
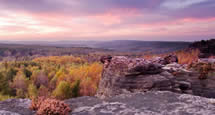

{"left": 0, "top": 99, "right": 34, "bottom": 115}
{"left": 68, "top": 91, "right": 215, "bottom": 115}
{"left": 1, "top": 91, "right": 215, "bottom": 115}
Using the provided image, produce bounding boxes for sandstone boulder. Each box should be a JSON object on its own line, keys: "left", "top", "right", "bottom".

{"left": 96, "top": 56, "right": 188, "bottom": 99}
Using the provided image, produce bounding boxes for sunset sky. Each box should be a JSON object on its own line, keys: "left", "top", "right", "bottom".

{"left": 0, "top": 0, "right": 214, "bottom": 41}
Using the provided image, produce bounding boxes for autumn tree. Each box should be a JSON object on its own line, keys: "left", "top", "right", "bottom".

{"left": 28, "top": 83, "right": 38, "bottom": 99}
{"left": 32, "top": 71, "right": 49, "bottom": 88}
{"left": 52, "top": 81, "right": 72, "bottom": 100}
{"left": 11, "top": 72, "right": 29, "bottom": 97}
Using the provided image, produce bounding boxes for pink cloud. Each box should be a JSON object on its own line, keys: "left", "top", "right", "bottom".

{"left": 0, "top": 8, "right": 214, "bottom": 41}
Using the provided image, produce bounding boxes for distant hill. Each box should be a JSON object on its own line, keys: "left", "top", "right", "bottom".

{"left": 0, "top": 40, "right": 191, "bottom": 54}
{"left": 93, "top": 40, "right": 191, "bottom": 53}
{"left": 0, "top": 43, "right": 110, "bottom": 61}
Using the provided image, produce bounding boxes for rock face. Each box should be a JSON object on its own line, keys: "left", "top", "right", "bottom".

{"left": 96, "top": 56, "right": 215, "bottom": 99}
{"left": 1, "top": 91, "right": 215, "bottom": 115}
{"left": 96, "top": 56, "right": 165, "bottom": 99}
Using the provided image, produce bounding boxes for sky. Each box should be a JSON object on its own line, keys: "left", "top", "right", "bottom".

{"left": 0, "top": 0, "right": 214, "bottom": 41}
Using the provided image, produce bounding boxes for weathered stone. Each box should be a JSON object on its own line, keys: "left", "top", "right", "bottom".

{"left": 69, "top": 91, "right": 215, "bottom": 115}
{"left": 162, "top": 55, "right": 178, "bottom": 65}
{"left": 163, "top": 63, "right": 191, "bottom": 73}
{"left": 0, "top": 99, "right": 34, "bottom": 115}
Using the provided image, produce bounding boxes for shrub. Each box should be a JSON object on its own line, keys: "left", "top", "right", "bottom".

{"left": 30, "top": 97, "right": 45, "bottom": 111}
{"left": 30, "top": 97, "right": 71, "bottom": 115}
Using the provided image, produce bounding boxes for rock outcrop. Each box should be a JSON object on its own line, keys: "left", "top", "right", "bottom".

{"left": 97, "top": 56, "right": 215, "bottom": 99}
{"left": 97, "top": 56, "right": 186, "bottom": 99}
{"left": 1, "top": 91, "right": 215, "bottom": 115}
{"left": 97, "top": 56, "right": 165, "bottom": 99}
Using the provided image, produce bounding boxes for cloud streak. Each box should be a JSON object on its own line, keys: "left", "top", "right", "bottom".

{"left": 0, "top": 0, "right": 214, "bottom": 41}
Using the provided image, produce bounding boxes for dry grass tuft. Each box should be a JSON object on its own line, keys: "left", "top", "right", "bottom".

{"left": 175, "top": 49, "right": 200, "bottom": 65}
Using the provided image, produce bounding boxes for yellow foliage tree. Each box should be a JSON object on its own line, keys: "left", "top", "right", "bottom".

{"left": 52, "top": 81, "right": 72, "bottom": 100}
{"left": 28, "top": 83, "right": 38, "bottom": 99}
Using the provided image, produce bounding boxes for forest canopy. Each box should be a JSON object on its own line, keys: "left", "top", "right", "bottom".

{"left": 0, "top": 56, "right": 103, "bottom": 101}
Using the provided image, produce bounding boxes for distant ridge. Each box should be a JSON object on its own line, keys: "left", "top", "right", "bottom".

{"left": 0, "top": 40, "right": 191, "bottom": 53}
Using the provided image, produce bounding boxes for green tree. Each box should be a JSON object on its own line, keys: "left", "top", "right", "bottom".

{"left": 72, "top": 80, "right": 80, "bottom": 97}
{"left": 23, "top": 68, "right": 32, "bottom": 78}
{"left": 6, "top": 68, "right": 18, "bottom": 81}
{"left": 0, "top": 72, "right": 14, "bottom": 95}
